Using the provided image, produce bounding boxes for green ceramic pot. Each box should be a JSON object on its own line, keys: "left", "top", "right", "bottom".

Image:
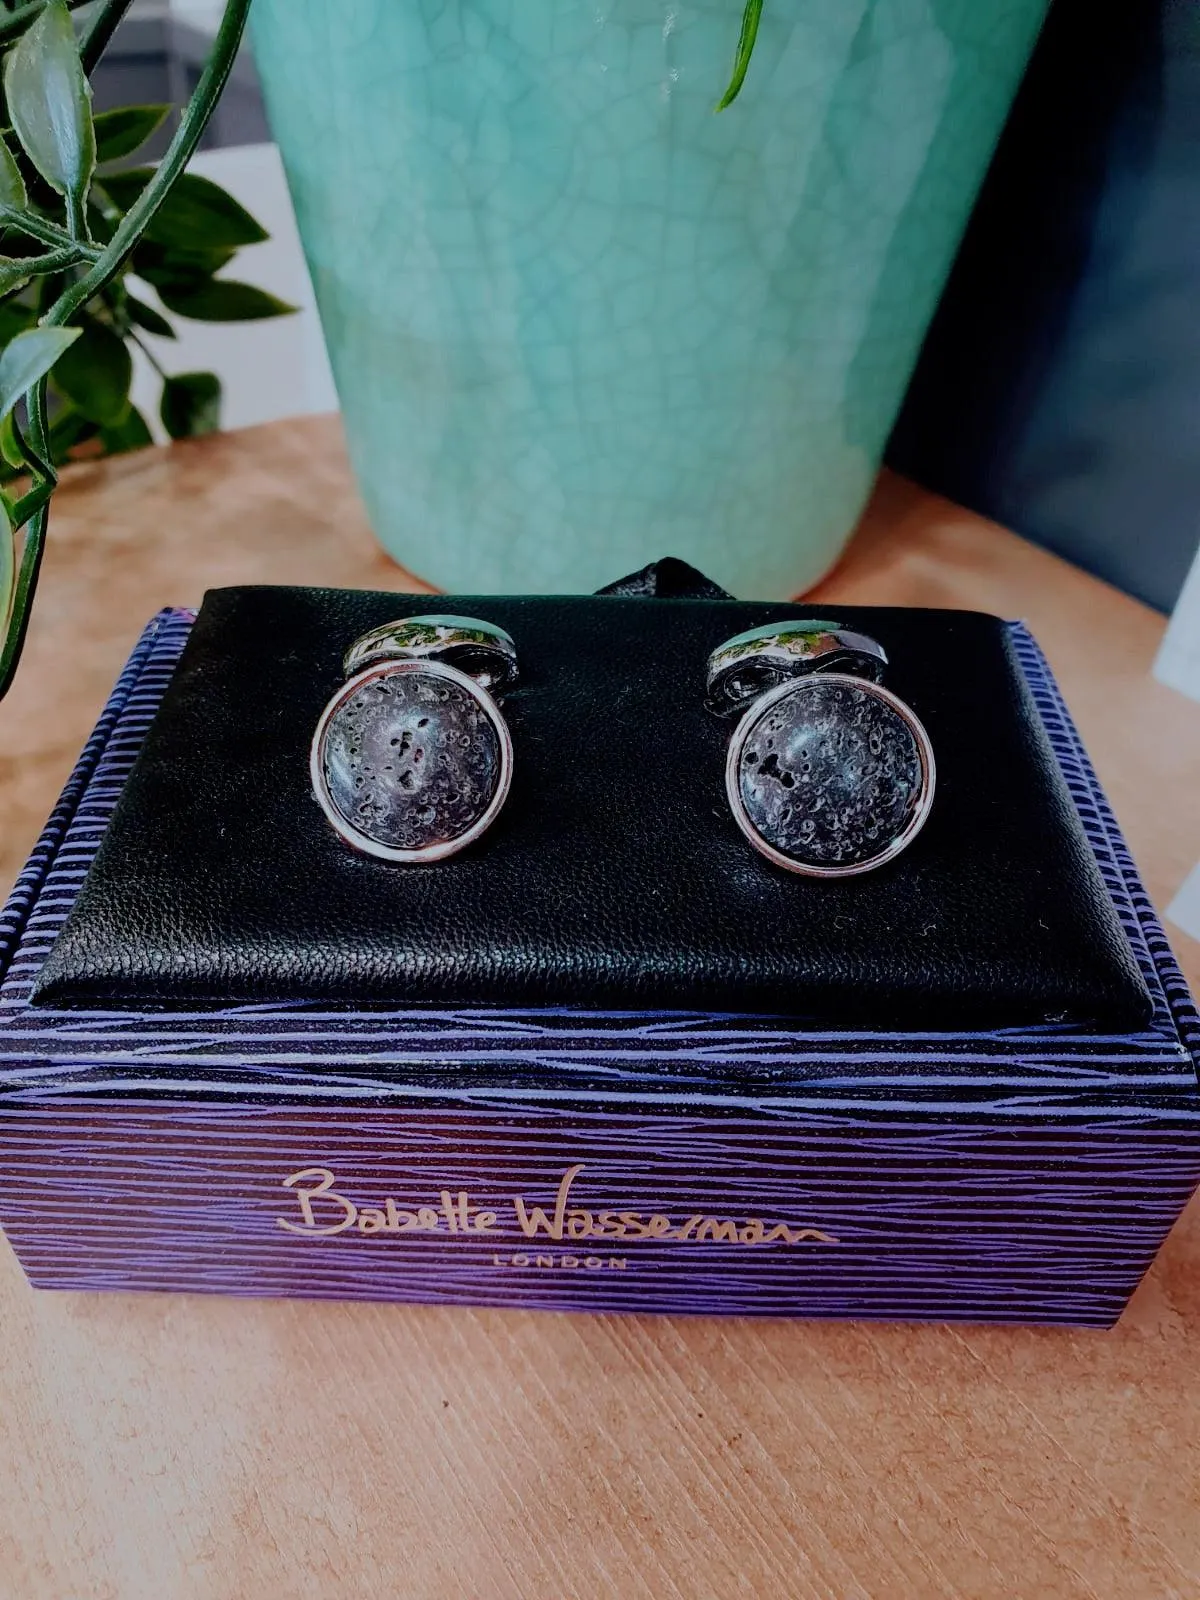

{"left": 252, "top": 0, "right": 1047, "bottom": 595}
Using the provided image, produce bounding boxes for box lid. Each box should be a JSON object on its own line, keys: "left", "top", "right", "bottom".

{"left": 26, "top": 584, "right": 1153, "bottom": 1028}
{"left": 0, "top": 608, "right": 1196, "bottom": 1118}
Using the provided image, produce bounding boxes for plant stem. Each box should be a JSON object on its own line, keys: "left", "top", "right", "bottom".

{"left": 0, "top": 379, "right": 49, "bottom": 697}
{"left": 46, "top": 0, "right": 253, "bottom": 328}
{"left": 128, "top": 325, "right": 166, "bottom": 379}
{"left": 0, "top": 371, "right": 51, "bottom": 697}
{"left": 0, "top": 240, "right": 86, "bottom": 285}
{"left": 24, "top": 339, "right": 47, "bottom": 458}
{"left": 716, "top": 0, "right": 764, "bottom": 111}
{"left": 0, "top": 500, "right": 44, "bottom": 693}
{"left": 0, "top": 204, "right": 99, "bottom": 258}
{"left": 7, "top": 404, "right": 52, "bottom": 489}
{"left": 9, "top": 470, "right": 51, "bottom": 525}
{"left": 79, "top": 0, "right": 137, "bottom": 74}
{"left": 64, "top": 188, "right": 89, "bottom": 244}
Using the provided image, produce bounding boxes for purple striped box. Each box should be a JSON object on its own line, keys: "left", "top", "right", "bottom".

{"left": 0, "top": 609, "right": 1198, "bottom": 1325}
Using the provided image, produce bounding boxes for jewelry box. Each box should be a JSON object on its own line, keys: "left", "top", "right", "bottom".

{"left": 0, "top": 572, "right": 1196, "bottom": 1325}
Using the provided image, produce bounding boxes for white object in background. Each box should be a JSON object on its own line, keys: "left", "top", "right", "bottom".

{"left": 1155, "top": 536, "right": 1200, "bottom": 704}
{"left": 1155, "top": 546, "right": 1200, "bottom": 946}
{"left": 128, "top": 142, "right": 339, "bottom": 440}
{"left": 1167, "top": 862, "right": 1200, "bottom": 944}
{"left": 164, "top": 0, "right": 223, "bottom": 32}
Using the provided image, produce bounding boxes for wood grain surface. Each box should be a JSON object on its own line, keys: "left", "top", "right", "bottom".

{"left": 0, "top": 416, "right": 1197, "bottom": 1600}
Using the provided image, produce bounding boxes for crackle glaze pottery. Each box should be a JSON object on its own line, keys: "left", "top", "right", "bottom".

{"left": 252, "top": 0, "right": 1048, "bottom": 595}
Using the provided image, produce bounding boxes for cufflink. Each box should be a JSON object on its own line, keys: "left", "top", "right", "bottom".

{"left": 311, "top": 615, "right": 517, "bottom": 863}
{"left": 706, "top": 620, "right": 935, "bottom": 878}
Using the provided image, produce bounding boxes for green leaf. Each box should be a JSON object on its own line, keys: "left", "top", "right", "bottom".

{"left": 4, "top": 0, "right": 96, "bottom": 211}
{"left": 0, "top": 136, "right": 28, "bottom": 212}
{"left": 0, "top": 490, "right": 12, "bottom": 633}
{"left": 0, "top": 324, "right": 80, "bottom": 417}
{"left": 99, "top": 402, "right": 152, "bottom": 455}
{"left": 0, "top": 299, "right": 36, "bottom": 350}
{"left": 92, "top": 166, "right": 146, "bottom": 211}
{"left": 154, "top": 277, "right": 297, "bottom": 322}
{"left": 94, "top": 104, "right": 170, "bottom": 165}
{"left": 100, "top": 167, "right": 268, "bottom": 249}
{"left": 716, "top": 0, "right": 763, "bottom": 110}
{"left": 131, "top": 238, "right": 235, "bottom": 290}
{"left": 49, "top": 316, "right": 131, "bottom": 424}
{"left": 125, "top": 292, "right": 175, "bottom": 340}
{"left": 0, "top": 409, "right": 23, "bottom": 469}
{"left": 161, "top": 369, "right": 220, "bottom": 439}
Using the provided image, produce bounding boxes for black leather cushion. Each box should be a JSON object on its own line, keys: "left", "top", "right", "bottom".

{"left": 32, "top": 577, "right": 1153, "bottom": 1028}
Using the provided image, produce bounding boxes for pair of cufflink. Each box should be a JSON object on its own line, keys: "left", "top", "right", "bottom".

{"left": 311, "top": 614, "right": 935, "bottom": 878}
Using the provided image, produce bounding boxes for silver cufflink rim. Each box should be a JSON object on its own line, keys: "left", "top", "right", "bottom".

{"left": 311, "top": 615, "right": 517, "bottom": 865}
{"left": 707, "top": 620, "right": 936, "bottom": 879}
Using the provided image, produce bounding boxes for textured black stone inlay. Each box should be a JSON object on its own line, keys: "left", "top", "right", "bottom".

{"left": 323, "top": 670, "right": 501, "bottom": 853}
{"left": 737, "top": 679, "right": 924, "bottom": 869}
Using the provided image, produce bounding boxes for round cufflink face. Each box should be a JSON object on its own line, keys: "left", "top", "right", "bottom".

{"left": 311, "top": 658, "right": 513, "bottom": 864}
{"left": 725, "top": 673, "right": 935, "bottom": 878}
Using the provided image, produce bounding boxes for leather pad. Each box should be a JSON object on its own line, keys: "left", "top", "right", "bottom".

{"left": 32, "top": 579, "right": 1153, "bottom": 1028}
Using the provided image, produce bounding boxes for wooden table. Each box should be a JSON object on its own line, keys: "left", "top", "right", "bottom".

{"left": 1, "top": 417, "right": 1198, "bottom": 1600}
